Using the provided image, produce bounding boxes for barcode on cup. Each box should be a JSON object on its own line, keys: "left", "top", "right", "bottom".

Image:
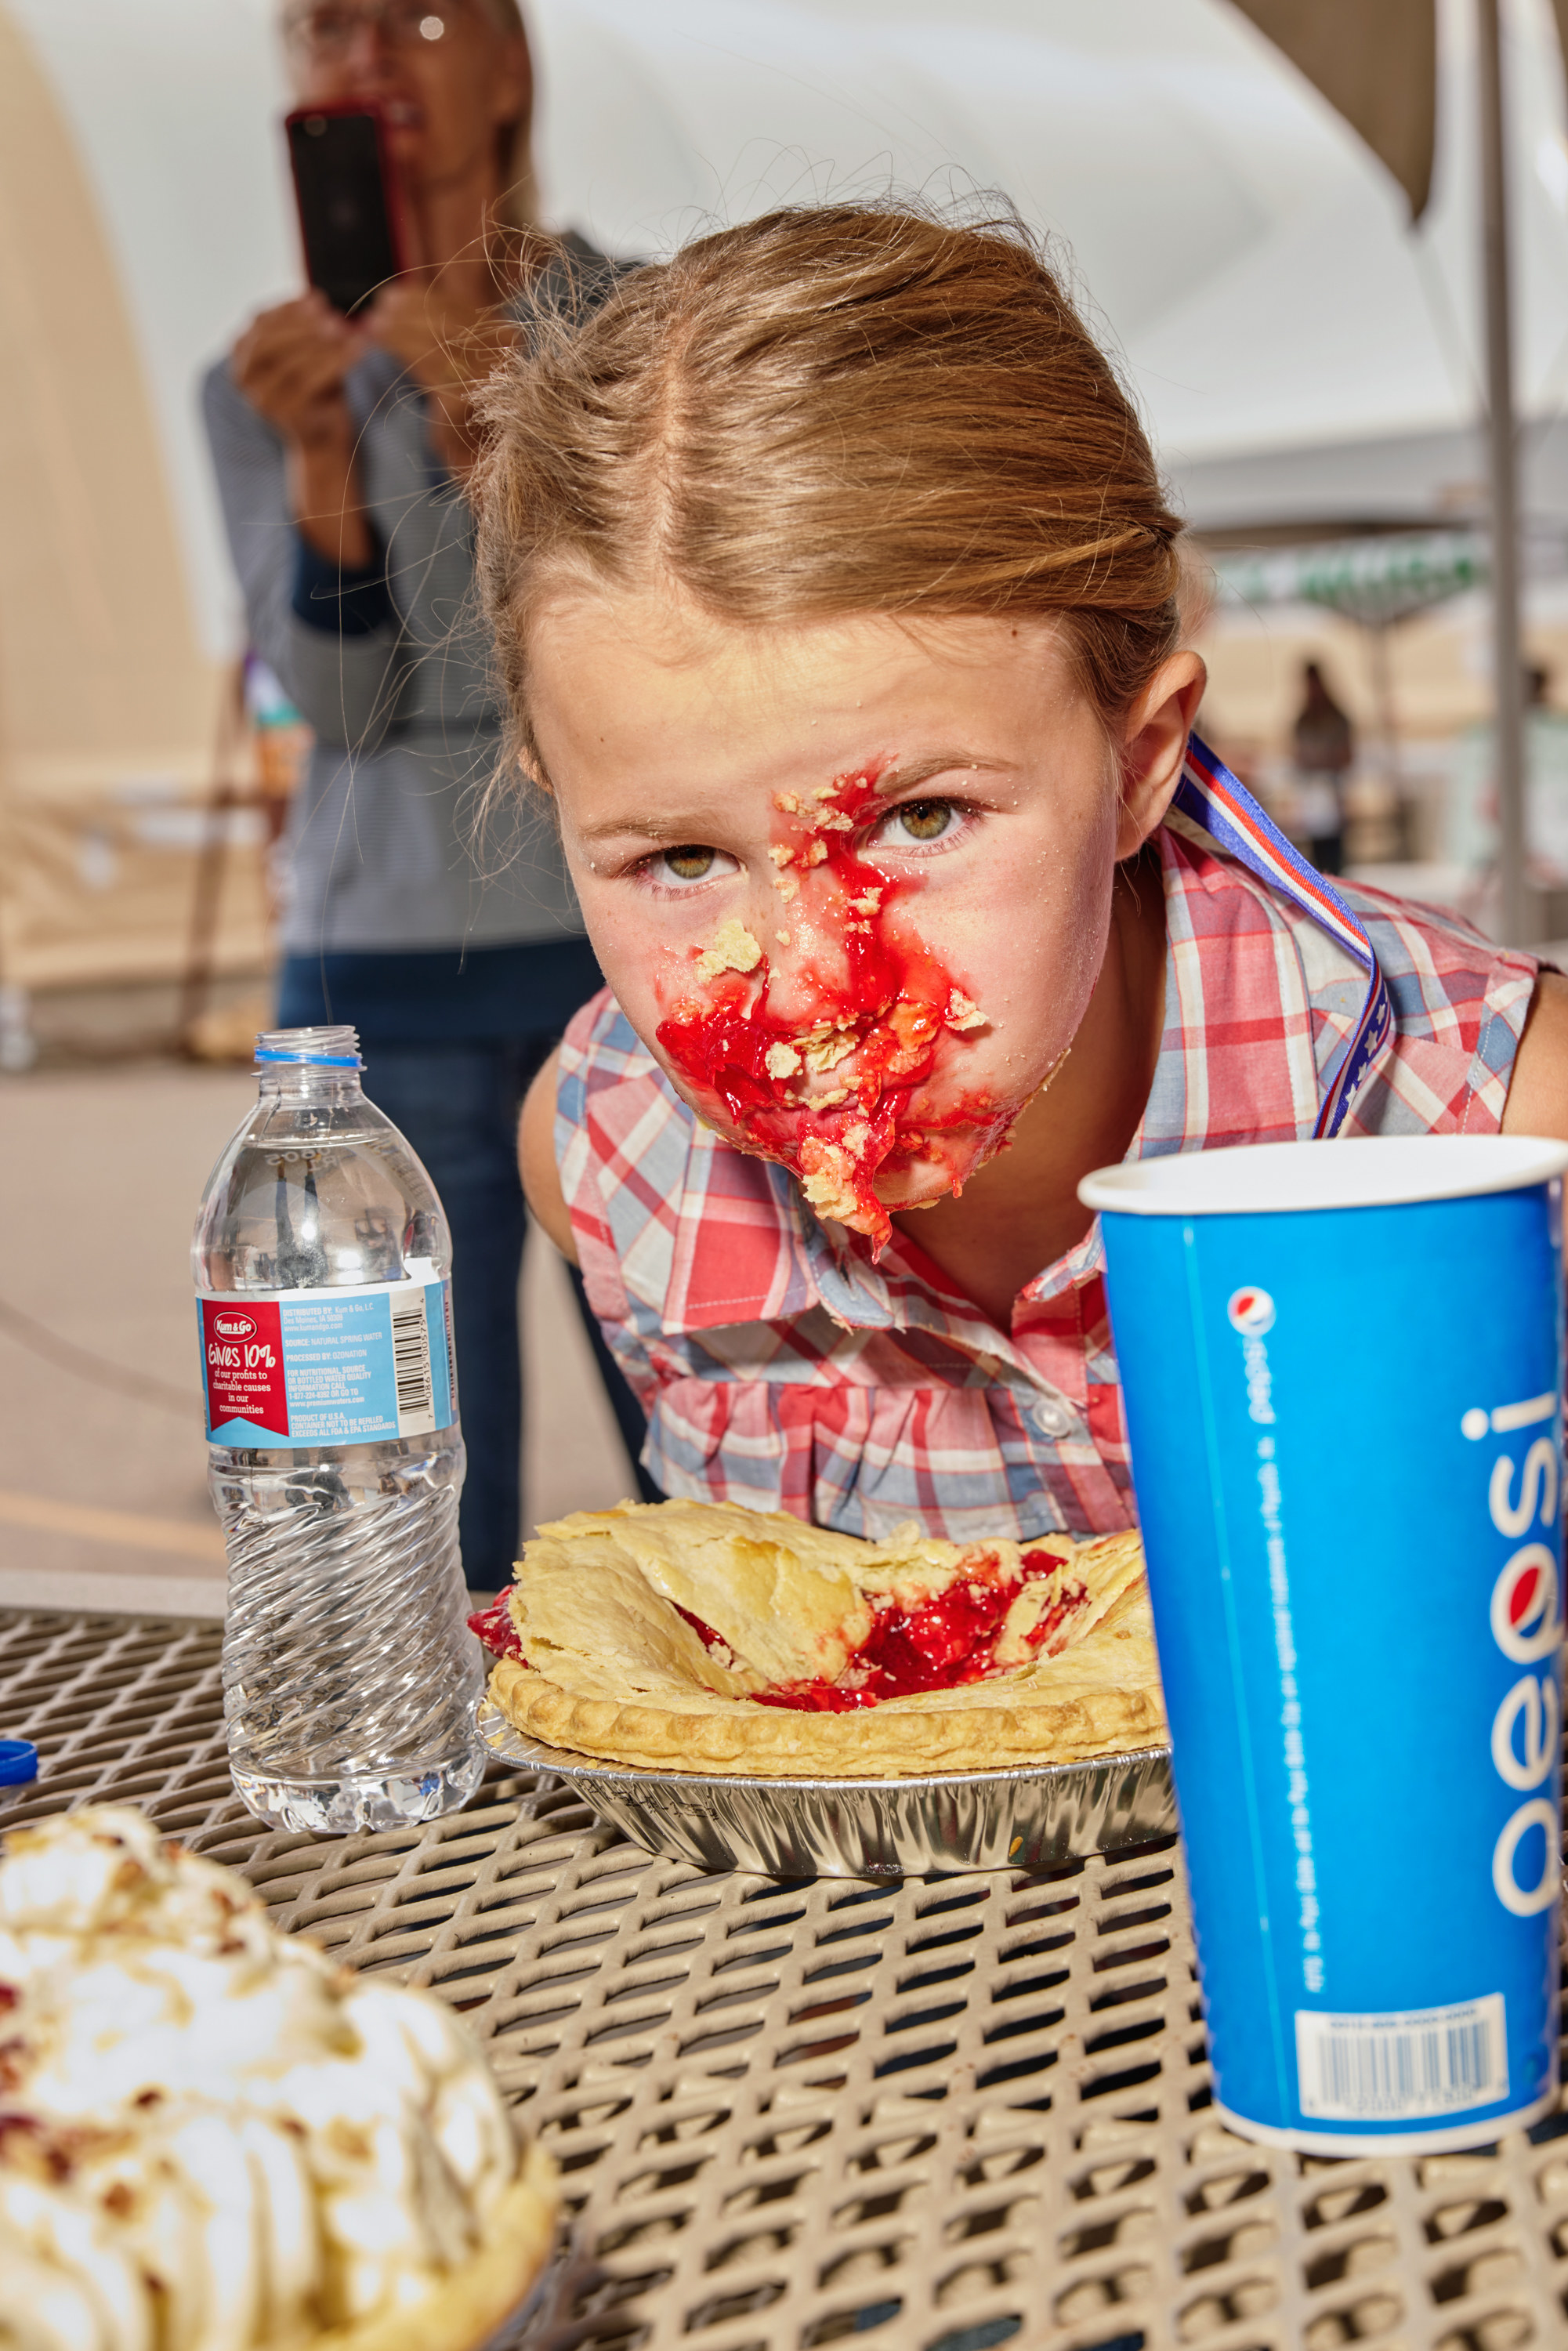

{"left": 1295, "top": 1994, "right": 1508, "bottom": 2121}
{"left": 389, "top": 1289, "right": 436, "bottom": 1436}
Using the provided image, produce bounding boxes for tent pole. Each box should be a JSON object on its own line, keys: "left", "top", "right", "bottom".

{"left": 1478, "top": 0, "right": 1529, "bottom": 947}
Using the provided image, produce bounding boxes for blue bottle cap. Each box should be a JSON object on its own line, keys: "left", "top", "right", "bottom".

{"left": 0, "top": 1740, "right": 38, "bottom": 1785}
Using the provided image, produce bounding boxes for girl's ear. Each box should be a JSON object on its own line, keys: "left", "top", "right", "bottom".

{"left": 1115, "top": 651, "right": 1208, "bottom": 859}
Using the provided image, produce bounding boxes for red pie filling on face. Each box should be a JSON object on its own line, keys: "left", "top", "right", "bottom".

{"left": 654, "top": 763, "right": 1009, "bottom": 1252}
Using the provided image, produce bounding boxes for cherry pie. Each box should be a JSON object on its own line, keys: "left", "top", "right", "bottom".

{"left": 473, "top": 1501, "right": 1164, "bottom": 1777}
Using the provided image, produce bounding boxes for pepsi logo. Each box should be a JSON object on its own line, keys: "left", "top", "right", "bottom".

{"left": 1226, "top": 1286, "right": 1276, "bottom": 1337}
{"left": 212, "top": 1311, "right": 257, "bottom": 1342}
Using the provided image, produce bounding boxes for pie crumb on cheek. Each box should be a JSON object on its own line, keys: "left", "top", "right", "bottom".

{"left": 654, "top": 763, "right": 1005, "bottom": 1252}
{"left": 693, "top": 919, "right": 764, "bottom": 981}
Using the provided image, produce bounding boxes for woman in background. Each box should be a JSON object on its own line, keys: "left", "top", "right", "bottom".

{"left": 1291, "top": 658, "right": 1354, "bottom": 875}
{"left": 204, "top": 0, "right": 650, "bottom": 1585}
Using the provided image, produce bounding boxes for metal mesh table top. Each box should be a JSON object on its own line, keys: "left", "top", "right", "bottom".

{"left": 2, "top": 1600, "right": 1566, "bottom": 2351}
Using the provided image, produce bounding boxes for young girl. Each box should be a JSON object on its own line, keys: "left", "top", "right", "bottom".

{"left": 473, "top": 203, "right": 1568, "bottom": 1546}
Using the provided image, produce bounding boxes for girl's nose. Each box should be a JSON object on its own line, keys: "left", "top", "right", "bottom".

{"left": 751, "top": 872, "right": 853, "bottom": 1027}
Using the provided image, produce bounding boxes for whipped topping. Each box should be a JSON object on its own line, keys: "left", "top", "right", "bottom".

{"left": 0, "top": 1807, "right": 524, "bottom": 2350}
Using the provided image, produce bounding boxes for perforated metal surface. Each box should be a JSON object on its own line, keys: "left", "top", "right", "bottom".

{"left": 3, "top": 1603, "right": 1568, "bottom": 2351}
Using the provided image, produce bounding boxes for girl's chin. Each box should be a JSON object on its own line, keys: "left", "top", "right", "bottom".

{"left": 871, "top": 1172, "right": 946, "bottom": 1213}
{"left": 872, "top": 1148, "right": 990, "bottom": 1212}
{"left": 664, "top": 1074, "right": 1020, "bottom": 1210}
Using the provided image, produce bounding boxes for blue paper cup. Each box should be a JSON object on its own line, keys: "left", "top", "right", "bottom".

{"left": 1080, "top": 1134, "right": 1568, "bottom": 2153}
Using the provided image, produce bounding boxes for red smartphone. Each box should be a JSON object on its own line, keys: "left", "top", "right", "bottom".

{"left": 285, "top": 103, "right": 408, "bottom": 315}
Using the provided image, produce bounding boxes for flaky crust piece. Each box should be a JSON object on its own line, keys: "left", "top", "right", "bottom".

{"left": 487, "top": 1501, "right": 1164, "bottom": 1779}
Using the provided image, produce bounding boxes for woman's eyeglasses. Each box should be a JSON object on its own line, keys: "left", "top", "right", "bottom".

{"left": 283, "top": 2, "right": 458, "bottom": 56}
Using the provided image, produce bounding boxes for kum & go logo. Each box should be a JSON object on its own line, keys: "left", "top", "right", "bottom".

{"left": 199, "top": 1296, "right": 289, "bottom": 1439}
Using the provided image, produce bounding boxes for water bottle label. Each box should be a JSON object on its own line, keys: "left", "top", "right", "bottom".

{"left": 197, "top": 1265, "right": 455, "bottom": 1447}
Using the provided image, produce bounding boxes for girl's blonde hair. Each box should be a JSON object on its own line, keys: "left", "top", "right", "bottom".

{"left": 473, "top": 202, "right": 1183, "bottom": 774}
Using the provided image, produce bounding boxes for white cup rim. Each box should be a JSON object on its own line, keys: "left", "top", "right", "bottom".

{"left": 1077, "top": 1134, "right": 1568, "bottom": 1218}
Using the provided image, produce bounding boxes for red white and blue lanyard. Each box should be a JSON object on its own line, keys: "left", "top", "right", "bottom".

{"left": 1176, "top": 734, "right": 1392, "bottom": 1139}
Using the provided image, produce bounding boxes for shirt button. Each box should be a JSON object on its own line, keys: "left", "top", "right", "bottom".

{"left": 1030, "top": 1393, "right": 1075, "bottom": 1438}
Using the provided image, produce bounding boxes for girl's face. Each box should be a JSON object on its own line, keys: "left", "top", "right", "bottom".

{"left": 527, "top": 593, "right": 1179, "bottom": 1249}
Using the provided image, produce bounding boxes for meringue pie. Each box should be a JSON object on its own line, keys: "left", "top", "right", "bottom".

{"left": 0, "top": 1806, "right": 556, "bottom": 2351}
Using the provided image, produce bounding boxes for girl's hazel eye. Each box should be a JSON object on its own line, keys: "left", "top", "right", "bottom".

{"left": 895, "top": 800, "right": 952, "bottom": 842}
{"left": 663, "top": 846, "right": 716, "bottom": 882}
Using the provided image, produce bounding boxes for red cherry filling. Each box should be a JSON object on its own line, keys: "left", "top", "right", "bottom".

{"left": 673, "top": 1604, "right": 741, "bottom": 1670}
{"left": 471, "top": 1549, "right": 1092, "bottom": 1712}
{"left": 753, "top": 1548, "right": 1087, "bottom": 1712}
{"left": 674, "top": 1604, "right": 725, "bottom": 1649}
{"left": 467, "top": 1592, "right": 524, "bottom": 1661}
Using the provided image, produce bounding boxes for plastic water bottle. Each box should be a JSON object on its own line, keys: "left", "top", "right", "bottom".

{"left": 192, "top": 1026, "right": 483, "bottom": 1834}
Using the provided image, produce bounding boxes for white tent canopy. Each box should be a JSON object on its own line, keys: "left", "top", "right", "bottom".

{"left": 7, "top": 0, "right": 1566, "bottom": 994}
{"left": 9, "top": 0, "right": 1568, "bottom": 660}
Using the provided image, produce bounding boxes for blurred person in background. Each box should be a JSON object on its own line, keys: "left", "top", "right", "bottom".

{"left": 203, "top": 0, "right": 652, "bottom": 1586}
{"left": 1290, "top": 659, "right": 1353, "bottom": 875}
{"left": 1450, "top": 665, "right": 1568, "bottom": 921}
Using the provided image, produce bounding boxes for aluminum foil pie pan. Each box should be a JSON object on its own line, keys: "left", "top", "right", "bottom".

{"left": 476, "top": 1698, "right": 1175, "bottom": 1878}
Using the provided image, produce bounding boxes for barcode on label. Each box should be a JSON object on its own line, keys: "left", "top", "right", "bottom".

{"left": 1296, "top": 1994, "right": 1508, "bottom": 2121}
{"left": 389, "top": 1291, "right": 435, "bottom": 1436}
{"left": 441, "top": 1279, "right": 458, "bottom": 1413}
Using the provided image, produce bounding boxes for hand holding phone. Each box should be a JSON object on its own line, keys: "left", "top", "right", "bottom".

{"left": 230, "top": 294, "right": 361, "bottom": 448}
{"left": 230, "top": 291, "right": 376, "bottom": 567}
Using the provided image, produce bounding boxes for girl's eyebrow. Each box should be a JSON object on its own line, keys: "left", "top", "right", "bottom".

{"left": 575, "top": 812, "right": 720, "bottom": 846}
{"left": 875, "top": 752, "right": 1005, "bottom": 793}
{"left": 575, "top": 752, "right": 1008, "bottom": 843}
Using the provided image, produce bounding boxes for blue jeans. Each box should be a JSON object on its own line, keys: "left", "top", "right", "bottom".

{"left": 277, "top": 948, "right": 657, "bottom": 1584}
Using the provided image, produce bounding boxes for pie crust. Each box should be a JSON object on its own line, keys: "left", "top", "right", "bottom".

{"left": 483, "top": 1501, "right": 1164, "bottom": 1779}
{"left": 313, "top": 2146, "right": 558, "bottom": 2351}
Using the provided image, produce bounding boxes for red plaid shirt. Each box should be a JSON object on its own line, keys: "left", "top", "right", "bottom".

{"left": 559, "top": 813, "right": 1538, "bottom": 1540}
